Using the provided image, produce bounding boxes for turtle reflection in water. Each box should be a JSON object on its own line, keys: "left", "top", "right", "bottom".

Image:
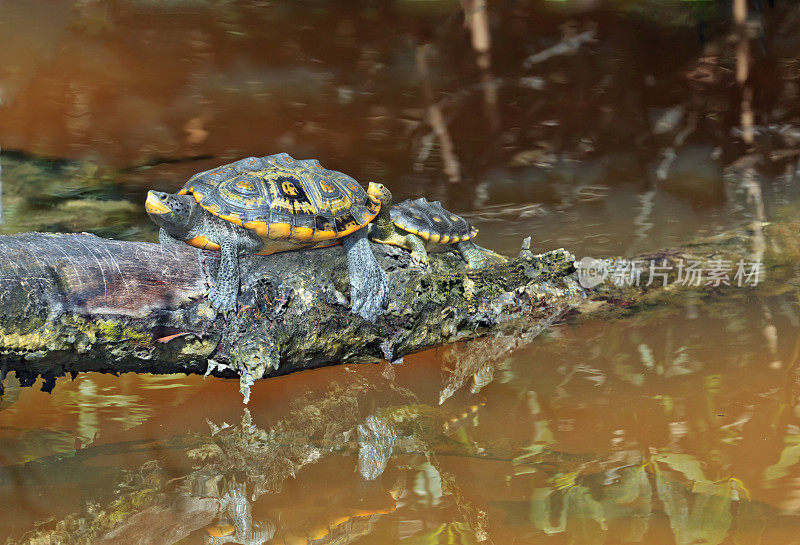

{"left": 145, "top": 153, "right": 388, "bottom": 321}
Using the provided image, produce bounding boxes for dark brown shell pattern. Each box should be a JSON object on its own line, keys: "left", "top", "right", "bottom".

{"left": 390, "top": 198, "right": 477, "bottom": 244}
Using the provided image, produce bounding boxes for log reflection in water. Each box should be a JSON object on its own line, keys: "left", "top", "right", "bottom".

{"left": 8, "top": 300, "right": 800, "bottom": 545}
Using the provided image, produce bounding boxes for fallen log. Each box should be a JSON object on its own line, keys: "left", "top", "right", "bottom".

{"left": 0, "top": 219, "right": 796, "bottom": 400}
{"left": 0, "top": 231, "right": 579, "bottom": 400}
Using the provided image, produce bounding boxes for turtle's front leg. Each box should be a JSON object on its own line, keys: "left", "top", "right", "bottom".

{"left": 342, "top": 227, "right": 389, "bottom": 322}
{"left": 209, "top": 237, "right": 240, "bottom": 312}
{"left": 405, "top": 234, "right": 429, "bottom": 267}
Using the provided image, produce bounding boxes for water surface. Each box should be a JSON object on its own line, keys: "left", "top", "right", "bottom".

{"left": 2, "top": 1, "right": 800, "bottom": 544}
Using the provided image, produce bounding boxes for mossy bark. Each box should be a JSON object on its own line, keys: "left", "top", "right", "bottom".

{"left": 0, "top": 221, "right": 795, "bottom": 396}
{"left": 0, "top": 232, "right": 579, "bottom": 396}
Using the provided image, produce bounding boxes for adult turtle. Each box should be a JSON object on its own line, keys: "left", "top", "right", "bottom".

{"left": 145, "top": 153, "right": 388, "bottom": 321}
{"left": 367, "top": 182, "right": 493, "bottom": 268}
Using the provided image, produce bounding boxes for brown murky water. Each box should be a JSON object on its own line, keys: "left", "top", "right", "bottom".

{"left": 2, "top": 1, "right": 800, "bottom": 544}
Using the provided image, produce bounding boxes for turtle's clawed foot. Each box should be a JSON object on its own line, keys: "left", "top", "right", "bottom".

{"left": 411, "top": 252, "right": 429, "bottom": 268}
{"left": 208, "top": 283, "right": 238, "bottom": 314}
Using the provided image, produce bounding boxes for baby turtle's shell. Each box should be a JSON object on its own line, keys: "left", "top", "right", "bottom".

{"left": 179, "top": 153, "right": 380, "bottom": 243}
{"left": 390, "top": 197, "right": 478, "bottom": 244}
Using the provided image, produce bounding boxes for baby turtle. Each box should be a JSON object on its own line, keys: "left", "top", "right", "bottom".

{"left": 367, "top": 182, "right": 490, "bottom": 268}
{"left": 146, "top": 153, "right": 388, "bottom": 321}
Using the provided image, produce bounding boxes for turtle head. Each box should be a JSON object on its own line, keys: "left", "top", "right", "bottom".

{"left": 367, "top": 182, "right": 392, "bottom": 207}
{"left": 145, "top": 190, "right": 200, "bottom": 239}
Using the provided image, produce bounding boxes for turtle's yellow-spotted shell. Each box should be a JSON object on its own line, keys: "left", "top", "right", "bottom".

{"left": 390, "top": 197, "right": 478, "bottom": 244}
{"left": 178, "top": 153, "right": 380, "bottom": 243}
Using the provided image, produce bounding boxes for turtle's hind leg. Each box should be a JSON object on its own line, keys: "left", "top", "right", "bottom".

{"left": 342, "top": 227, "right": 389, "bottom": 322}
{"left": 456, "top": 240, "right": 505, "bottom": 269}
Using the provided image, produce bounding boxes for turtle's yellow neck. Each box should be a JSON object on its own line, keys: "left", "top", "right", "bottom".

{"left": 373, "top": 204, "right": 395, "bottom": 239}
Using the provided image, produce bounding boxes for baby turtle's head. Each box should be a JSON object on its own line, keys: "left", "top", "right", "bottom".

{"left": 367, "top": 182, "right": 392, "bottom": 207}
{"left": 145, "top": 190, "right": 200, "bottom": 239}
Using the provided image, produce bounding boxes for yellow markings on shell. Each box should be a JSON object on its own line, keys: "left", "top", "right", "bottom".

{"left": 310, "top": 229, "right": 337, "bottom": 242}
{"left": 243, "top": 220, "right": 269, "bottom": 237}
{"left": 269, "top": 223, "right": 292, "bottom": 239}
{"left": 281, "top": 180, "right": 299, "bottom": 195}
{"left": 195, "top": 194, "right": 222, "bottom": 214}
{"left": 450, "top": 214, "right": 459, "bottom": 221}
{"left": 328, "top": 195, "right": 355, "bottom": 215}
{"left": 271, "top": 198, "right": 295, "bottom": 214}
{"left": 216, "top": 212, "right": 243, "bottom": 226}
{"left": 185, "top": 236, "right": 220, "bottom": 251}
{"left": 428, "top": 233, "right": 441, "bottom": 243}
{"left": 440, "top": 235, "right": 451, "bottom": 244}
{"left": 335, "top": 218, "right": 372, "bottom": 238}
{"left": 292, "top": 226, "right": 314, "bottom": 241}
{"left": 175, "top": 185, "right": 197, "bottom": 195}
{"left": 340, "top": 220, "right": 358, "bottom": 233}
{"left": 293, "top": 201, "right": 318, "bottom": 215}
{"left": 404, "top": 226, "right": 419, "bottom": 235}
{"left": 432, "top": 216, "right": 442, "bottom": 222}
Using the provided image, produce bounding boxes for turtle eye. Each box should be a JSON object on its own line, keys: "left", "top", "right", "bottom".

{"left": 159, "top": 193, "right": 168, "bottom": 201}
